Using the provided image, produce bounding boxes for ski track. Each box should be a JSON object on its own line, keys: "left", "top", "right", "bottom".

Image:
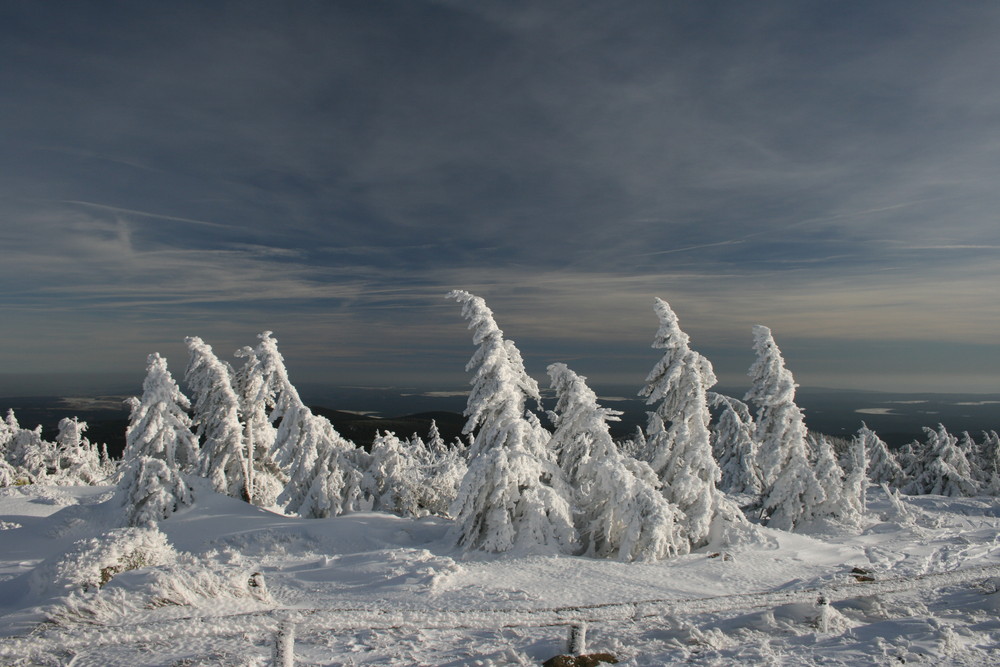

{"left": 4, "top": 563, "right": 1000, "bottom": 665}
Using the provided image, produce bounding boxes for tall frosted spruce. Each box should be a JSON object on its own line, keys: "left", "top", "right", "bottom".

{"left": 745, "top": 325, "right": 823, "bottom": 531}
{"left": 241, "top": 332, "right": 364, "bottom": 517}
{"left": 118, "top": 353, "right": 195, "bottom": 526}
{"left": 446, "top": 290, "right": 577, "bottom": 554}
{"left": 640, "top": 298, "right": 742, "bottom": 550}
{"left": 185, "top": 336, "right": 251, "bottom": 503}
{"left": 548, "top": 362, "right": 684, "bottom": 561}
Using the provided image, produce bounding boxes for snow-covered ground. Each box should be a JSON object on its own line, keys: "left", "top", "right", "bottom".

{"left": 2, "top": 482, "right": 1000, "bottom": 666}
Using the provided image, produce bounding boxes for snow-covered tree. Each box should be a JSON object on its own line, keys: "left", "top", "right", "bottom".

{"left": 446, "top": 290, "right": 577, "bottom": 554}
{"left": 745, "top": 325, "right": 824, "bottom": 531}
{"left": 185, "top": 336, "right": 250, "bottom": 502}
{"left": 232, "top": 342, "right": 284, "bottom": 507}
{"left": 53, "top": 417, "right": 103, "bottom": 485}
{"left": 709, "top": 393, "right": 762, "bottom": 495}
{"left": 639, "top": 298, "right": 741, "bottom": 549}
{"left": 905, "top": 424, "right": 978, "bottom": 497}
{"left": 116, "top": 456, "right": 193, "bottom": 527}
{"left": 896, "top": 440, "right": 924, "bottom": 487}
{"left": 418, "top": 441, "right": 467, "bottom": 517}
{"left": 361, "top": 431, "right": 424, "bottom": 516}
{"left": 979, "top": 431, "right": 1000, "bottom": 494}
{"left": 812, "top": 434, "right": 865, "bottom": 524}
{"left": 424, "top": 420, "right": 448, "bottom": 457}
{"left": 548, "top": 362, "right": 684, "bottom": 560}
{"left": 841, "top": 429, "right": 868, "bottom": 520}
{"left": 277, "top": 408, "right": 365, "bottom": 517}
{"left": 294, "top": 437, "right": 366, "bottom": 519}
{"left": 123, "top": 353, "right": 198, "bottom": 471}
{"left": 861, "top": 424, "right": 904, "bottom": 487}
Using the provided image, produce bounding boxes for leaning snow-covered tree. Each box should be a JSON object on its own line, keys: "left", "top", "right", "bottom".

{"left": 639, "top": 298, "right": 743, "bottom": 550}
{"left": 548, "top": 362, "right": 684, "bottom": 561}
{"left": 185, "top": 336, "right": 251, "bottom": 502}
{"left": 446, "top": 290, "right": 577, "bottom": 554}
{"left": 904, "top": 424, "right": 978, "bottom": 497}
{"left": 860, "top": 423, "right": 904, "bottom": 488}
{"left": 242, "top": 332, "right": 365, "bottom": 518}
{"left": 116, "top": 455, "right": 193, "bottom": 527}
{"left": 123, "top": 353, "right": 199, "bottom": 471}
{"left": 709, "top": 393, "right": 762, "bottom": 495}
{"left": 745, "top": 325, "right": 824, "bottom": 531}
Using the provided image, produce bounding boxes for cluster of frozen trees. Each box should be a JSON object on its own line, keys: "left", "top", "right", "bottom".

{"left": 115, "top": 334, "right": 466, "bottom": 527}
{"left": 443, "top": 292, "right": 879, "bottom": 560}
{"left": 446, "top": 291, "right": 747, "bottom": 561}
{"left": 705, "top": 325, "right": 868, "bottom": 531}
{"left": 7, "top": 289, "right": 999, "bottom": 560}
{"left": 0, "top": 411, "right": 114, "bottom": 488}
{"left": 862, "top": 423, "right": 1000, "bottom": 497}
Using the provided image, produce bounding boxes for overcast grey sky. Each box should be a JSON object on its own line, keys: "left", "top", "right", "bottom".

{"left": 3, "top": 0, "right": 1000, "bottom": 394}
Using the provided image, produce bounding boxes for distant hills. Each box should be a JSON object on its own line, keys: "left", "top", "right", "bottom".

{"left": 2, "top": 386, "right": 998, "bottom": 457}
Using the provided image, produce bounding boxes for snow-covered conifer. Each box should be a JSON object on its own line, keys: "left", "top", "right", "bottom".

{"left": 746, "top": 325, "right": 824, "bottom": 530}
{"left": 548, "top": 362, "right": 684, "bottom": 560}
{"left": 116, "top": 456, "right": 193, "bottom": 527}
{"left": 123, "top": 353, "right": 198, "bottom": 471}
{"left": 841, "top": 429, "right": 868, "bottom": 520}
{"left": 185, "top": 336, "right": 250, "bottom": 502}
{"left": 277, "top": 408, "right": 364, "bottom": 518}
{"left": 639, "top": 298, "right": 740, "bottom": 549}
{"left": 418, "top": 443, "right": 467, "bottom": 516}
{"left": 861, "top": 424, "right": 904, "bottom": 488}
{"left": 294, "top": 436, "right": 366, "bottom": 519}
{"left": 709, "top": 393, "right": 762, "bottom": 495}
{"left": 446, "top": 290, "right": 577, "bottom": 554}
{"left": 812, "top": 434, "right": 862, "bottom": 524}
{"left": 979, "top": 431, "right": 1000, "bottom": 494}
{"left": 361, "top": 431, "right": 424, "bottom": 516}
{"left": 233, "top": 343, "right": 284, "bottom": 507}
{"left": 905, "top": 424, "right": 978, "bottom": 496}
{"left": 54, "top": 417, "right": 103, "bottom": 485}
{"left": 425, "top": 420, "right": 447, "bottom": 457}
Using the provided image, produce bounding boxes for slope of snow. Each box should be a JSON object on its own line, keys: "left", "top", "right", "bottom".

{"left": 2, "top": 482, "right": 1000, "bottom": 665}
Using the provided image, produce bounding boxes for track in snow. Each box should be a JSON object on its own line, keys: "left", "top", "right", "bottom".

{"left": 3, "top": 561, "right": 999, "bottom": 663}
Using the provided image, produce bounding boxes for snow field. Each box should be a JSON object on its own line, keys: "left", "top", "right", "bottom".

{"left": 2, "top": 484, "right": 1000, "bottom": 665}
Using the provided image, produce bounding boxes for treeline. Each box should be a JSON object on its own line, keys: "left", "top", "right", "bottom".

{"left": 1, "top": 292, "right": 998, "bottom": 562}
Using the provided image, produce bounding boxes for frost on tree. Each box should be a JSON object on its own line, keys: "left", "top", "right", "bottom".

{"left": 116, "top": 455, "right": 193, "bottom": 527}
{"left": 812, "top": 435, "right": 864, "bottom": 525}
{"left": 709, "top": 393, "right": 762, "bottom": 495}
{"left": 185, "top": 336, "right": 251, "bottom": 503}
{"left": 233, "top": 342, "right": 284, "bottom": 507}
{"left": 238, "top": 333, "right": 362, "bottom": 517}
{"left": 240, "top": 332, "right": 365, "bottom": 518}
{"left": 294, "top": 433, "right": 366, "bottom": 519}
{"left": 979, "top": 431, "right": 1000, "bottom": 494}
{"left": 446, "top": 290, "right": 577, "bottom": 554}
{"left": 745, "top": 325, "right": 824, "bottom": 531}
{"left": 639, "top": 298, "right": 742, "bottom": 549}
{"left": 860, "top": 423, "right": 904, "bottom": 488}
{"left": 904, "top": 424, "right": 978, "bottom": 497}
{"left": 361, "top": 431, "right": 424, "bottom": 517}
{"left": 124, "top": 353, "right": 199, "bottom": 471}
{"left": 548, "top": 362, "right": 684, "bottom": 560}
{"left": 53, "top": 417, "right": 104, "bottom": 485}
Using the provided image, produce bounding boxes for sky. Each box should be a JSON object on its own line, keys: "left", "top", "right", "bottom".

{"left": 3, "top": 0, "right": 1000, "bottom": 397}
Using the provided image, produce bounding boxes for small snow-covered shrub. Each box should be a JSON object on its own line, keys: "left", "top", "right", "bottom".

{"left": 30, "top": 526, "right": 177, "bottom": 596}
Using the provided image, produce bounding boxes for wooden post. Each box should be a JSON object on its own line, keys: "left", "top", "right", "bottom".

{"left": 273, "top": 619, "right": 295, "bottom": 666}
{"left": 566, "top": 622, "right": 587, "bottom": 655}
